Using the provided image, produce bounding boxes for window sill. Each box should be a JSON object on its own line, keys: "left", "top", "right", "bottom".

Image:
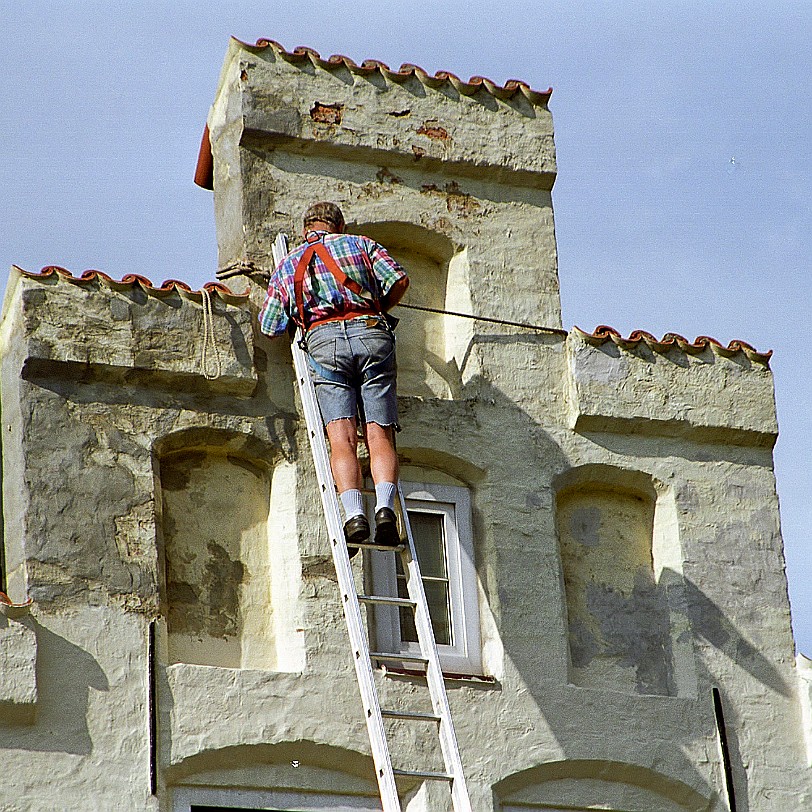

{"left": 378, "top": 664, "right": 499, "bottom": 687}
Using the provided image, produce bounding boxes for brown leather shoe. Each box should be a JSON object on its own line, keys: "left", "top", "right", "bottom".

{"left": 344, "top": 514, "right": 370, "bottom": 559}
{"left": 374, "top": 507, "right": 400, "bottom": 546}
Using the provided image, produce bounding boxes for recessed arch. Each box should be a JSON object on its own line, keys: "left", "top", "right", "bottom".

{"left": 553, "top": 464, "right": 694, "bottom": 696}
{"left": 166, "top": 741, "right": 382, "bottom": 812}
{"left": 351, "top": 220, "right": 473, "bottom": 399}
{"left": 494, "top": 758, "right": 712, "bottom": 812}
{"left": 153, "top": 426, "right": 304, "bottom": 672}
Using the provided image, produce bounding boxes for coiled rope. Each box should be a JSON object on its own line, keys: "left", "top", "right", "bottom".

{"left": 200, "top": 287, "right": 222, "bottom": 380}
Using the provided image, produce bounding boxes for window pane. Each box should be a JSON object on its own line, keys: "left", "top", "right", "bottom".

{"left": 396, "top": 510, "right": 452, "bottom": 647}
{"left": 424, "top": 580, "right": 451, "bottom": 645}
{"left": 408, "top": 511, "right": 447, "bottom": 578}
{"left": 398, "top": 599, "right": 417, "bottom": 644}
{"left": 396, "top": 581, "right": 451, "bottom": 647}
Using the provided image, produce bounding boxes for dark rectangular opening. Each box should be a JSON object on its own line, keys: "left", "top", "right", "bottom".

{"left": 191, "top": 807, "right": 285, "bottom": 811}
{"left": 191, "top": 804, "right": 281, "bottom": 812}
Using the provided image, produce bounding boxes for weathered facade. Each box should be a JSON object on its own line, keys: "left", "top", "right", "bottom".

{"left": 1, "top": 36, "right": 810, "bottom": 811}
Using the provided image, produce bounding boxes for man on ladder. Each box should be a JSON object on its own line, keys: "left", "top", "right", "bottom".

{"left": 259, "top": 202, "right": 410, "bottom": 553}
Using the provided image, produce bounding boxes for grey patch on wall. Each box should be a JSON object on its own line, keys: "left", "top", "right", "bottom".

{"left": 569, "top": 506, "right": 601, "bottom": 547}
{"left": 583, "top": 568, "right": 675, "bottom": 696}
{"left": 166, "top": 542, "right": 246, "bottom": 640}
{"left": 568, "top": 617, "right": 600, "bottom": 670}
{"left": 203, "top": 541, "right": 246, "bottom": 640}
{"left": 160, "top": 452, "right": 206, "bottom": 491}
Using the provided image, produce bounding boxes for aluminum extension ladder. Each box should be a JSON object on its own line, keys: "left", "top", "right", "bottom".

{"left": 273, "top": 234, "right": 473, "bottom": 812}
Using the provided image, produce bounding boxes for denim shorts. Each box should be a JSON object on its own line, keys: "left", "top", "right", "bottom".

{"left": 304, "top": 317, "right": 399, "bottom": 429}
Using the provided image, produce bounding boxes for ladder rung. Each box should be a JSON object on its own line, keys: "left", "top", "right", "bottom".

{"left": 370, "top": 651, "right": 428, "bottom": 664}
{"left": 381, "top": 709, "right": 441, "bottom": 722}
{"left": 393, "top": 768, "right": 453, "bottom": 782}
{"left": 351, "top": 541, "right": 406, "bottom": 552}
{"left": 357, "top": 594, "right": 416, "bottom": 608}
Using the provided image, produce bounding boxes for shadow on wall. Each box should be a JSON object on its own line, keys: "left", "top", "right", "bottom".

{"left": 353, "top": 221, "right": 473, "bottom": 401}
{"left": 554, "top": 466, "right": 684, "bottom": 697}
{"left": 394, "top": 370, "right": 723, "bottom": 808}
{"left": 0, "top": 620, "right": 109, "bottom": 755}
{"left": 393, "top": 346, "right": 789, "bottom": 807}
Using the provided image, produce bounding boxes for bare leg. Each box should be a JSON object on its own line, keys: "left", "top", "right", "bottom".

{"left": 366, "top": 422, "right": 401, "bottom": 545}
{"left": 326, "top": 418, "right": 362, "bottom": 493}
{"left": 366, "top": 422, "right": 399, "bottom": 485}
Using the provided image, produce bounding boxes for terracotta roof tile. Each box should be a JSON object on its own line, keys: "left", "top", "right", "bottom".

{"left": 12, "top": 265, "right": 249, "bottom": 305}
{"left": 573, "top": 325, "right": 772, "bottom": 364}
{"left": 245, "top": 39, "right": 553, "bottom": 104}
{"left": 194, "top": 123, "right": 213, "bottom": 190}
{"left": 0, "top": 591, "right": 33, "bottom": 618}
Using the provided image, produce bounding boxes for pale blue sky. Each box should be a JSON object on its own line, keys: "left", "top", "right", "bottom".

{"left": 2, "top": 2, "right": 810, "bottom": 648}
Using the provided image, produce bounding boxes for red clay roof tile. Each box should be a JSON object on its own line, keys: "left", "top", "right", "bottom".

{"left": 246, "top": 39, "right": 553, "bottom": 104}
{"left": 194, "top": 123, "right": 213, "bottom": 190}
{"left": 13, "top": 265, "right": 249, "bottom": 304}
{"left": 573, "top": 325, "right": 772, "bottom": 364}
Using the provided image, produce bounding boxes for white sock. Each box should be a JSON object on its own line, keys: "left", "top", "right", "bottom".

{"left": 340, "top": 489, "right": 365, "bottom": 520}
{"left": 375, "top": 481, "right": 397, "bottom": 512}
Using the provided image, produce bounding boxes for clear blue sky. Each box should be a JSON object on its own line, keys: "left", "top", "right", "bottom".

{"left": 2, "top": 2, "right": 811, "bottom": 649}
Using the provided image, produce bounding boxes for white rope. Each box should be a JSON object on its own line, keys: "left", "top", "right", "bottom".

{"left": 200, "top": 287, "right": 222, "bottom": 380}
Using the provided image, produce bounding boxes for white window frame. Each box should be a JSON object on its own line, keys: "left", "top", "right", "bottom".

{"left": 370, "top": 481, "right": 481, "bottom": 675}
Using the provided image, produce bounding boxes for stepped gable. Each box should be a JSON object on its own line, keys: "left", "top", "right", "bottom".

{"left": 573, "top": 324, "right": 772, "bottom": 364}
{"left": 13, "top": 265, "right": 249, "bottom": 305}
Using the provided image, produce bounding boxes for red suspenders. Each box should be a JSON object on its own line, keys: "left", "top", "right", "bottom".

{"left": 292, "top": 235, "right": 382, "bottom": 332}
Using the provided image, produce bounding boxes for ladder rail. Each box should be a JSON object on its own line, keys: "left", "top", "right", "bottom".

{"left": 273, "top": 233, "right": 400, "bottom": 812}
{"left": 397, "top": 485, "right": 473, "bottom": 812}
{"left": 294, "top": 334, "right": 402, "bottom": 811}
{"left": 275, "top": 232, "right": 472, "bottom": 812}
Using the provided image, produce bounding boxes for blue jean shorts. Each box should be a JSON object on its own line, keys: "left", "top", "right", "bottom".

{"left": 304, "top": 317, "right": 399, "bottom": 430}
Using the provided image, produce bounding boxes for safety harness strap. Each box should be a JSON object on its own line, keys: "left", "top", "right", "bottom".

{"left": 293, "top": 235, "right": 382, "bottom": 332}
{"left": 305, "top": 354, "right": 350, "bottom": 385}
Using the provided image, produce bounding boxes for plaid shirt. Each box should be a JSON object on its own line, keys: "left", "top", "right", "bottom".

{"left": 259, "top": 231, "right": 408, "bottom": 336}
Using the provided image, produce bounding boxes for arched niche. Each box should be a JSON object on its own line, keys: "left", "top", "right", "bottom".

{"left": 153, "top": 428, "right": 304, "bottom": 672}
{"left": 352, "top": 221, "right": 472, "bottom": 399}
{"left": 553, "top": 465, "right": 693, "bottom": 697}
{"left": 166, "top": 742, "right": 381, "bottom": 811}
{"left": 494, "top": 758, "right": 711, "bottom": 812}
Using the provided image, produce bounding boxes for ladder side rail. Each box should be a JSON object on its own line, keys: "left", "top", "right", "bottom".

{"left": 293, "top": 337, "right": 401, "bottom": 811}
{"left": 397, "top": 485, "right": 473, "bottom": 812}
{"left": 274, "top": 233, "right": 400, "bottom": 812}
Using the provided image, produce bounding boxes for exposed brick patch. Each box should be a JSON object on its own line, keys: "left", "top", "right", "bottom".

{"left": 417, "top": 120, "right": 449, "bottom": 140}
{"left": 310, "top": 102, "right": 344, "bottom": 124}
{"left": 420, "top": 181, "right": 481, "bottom": 217}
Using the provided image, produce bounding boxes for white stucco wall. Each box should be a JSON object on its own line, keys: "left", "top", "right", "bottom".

{"left": 0, "top": 37, "right": 809, "bottom": 812}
